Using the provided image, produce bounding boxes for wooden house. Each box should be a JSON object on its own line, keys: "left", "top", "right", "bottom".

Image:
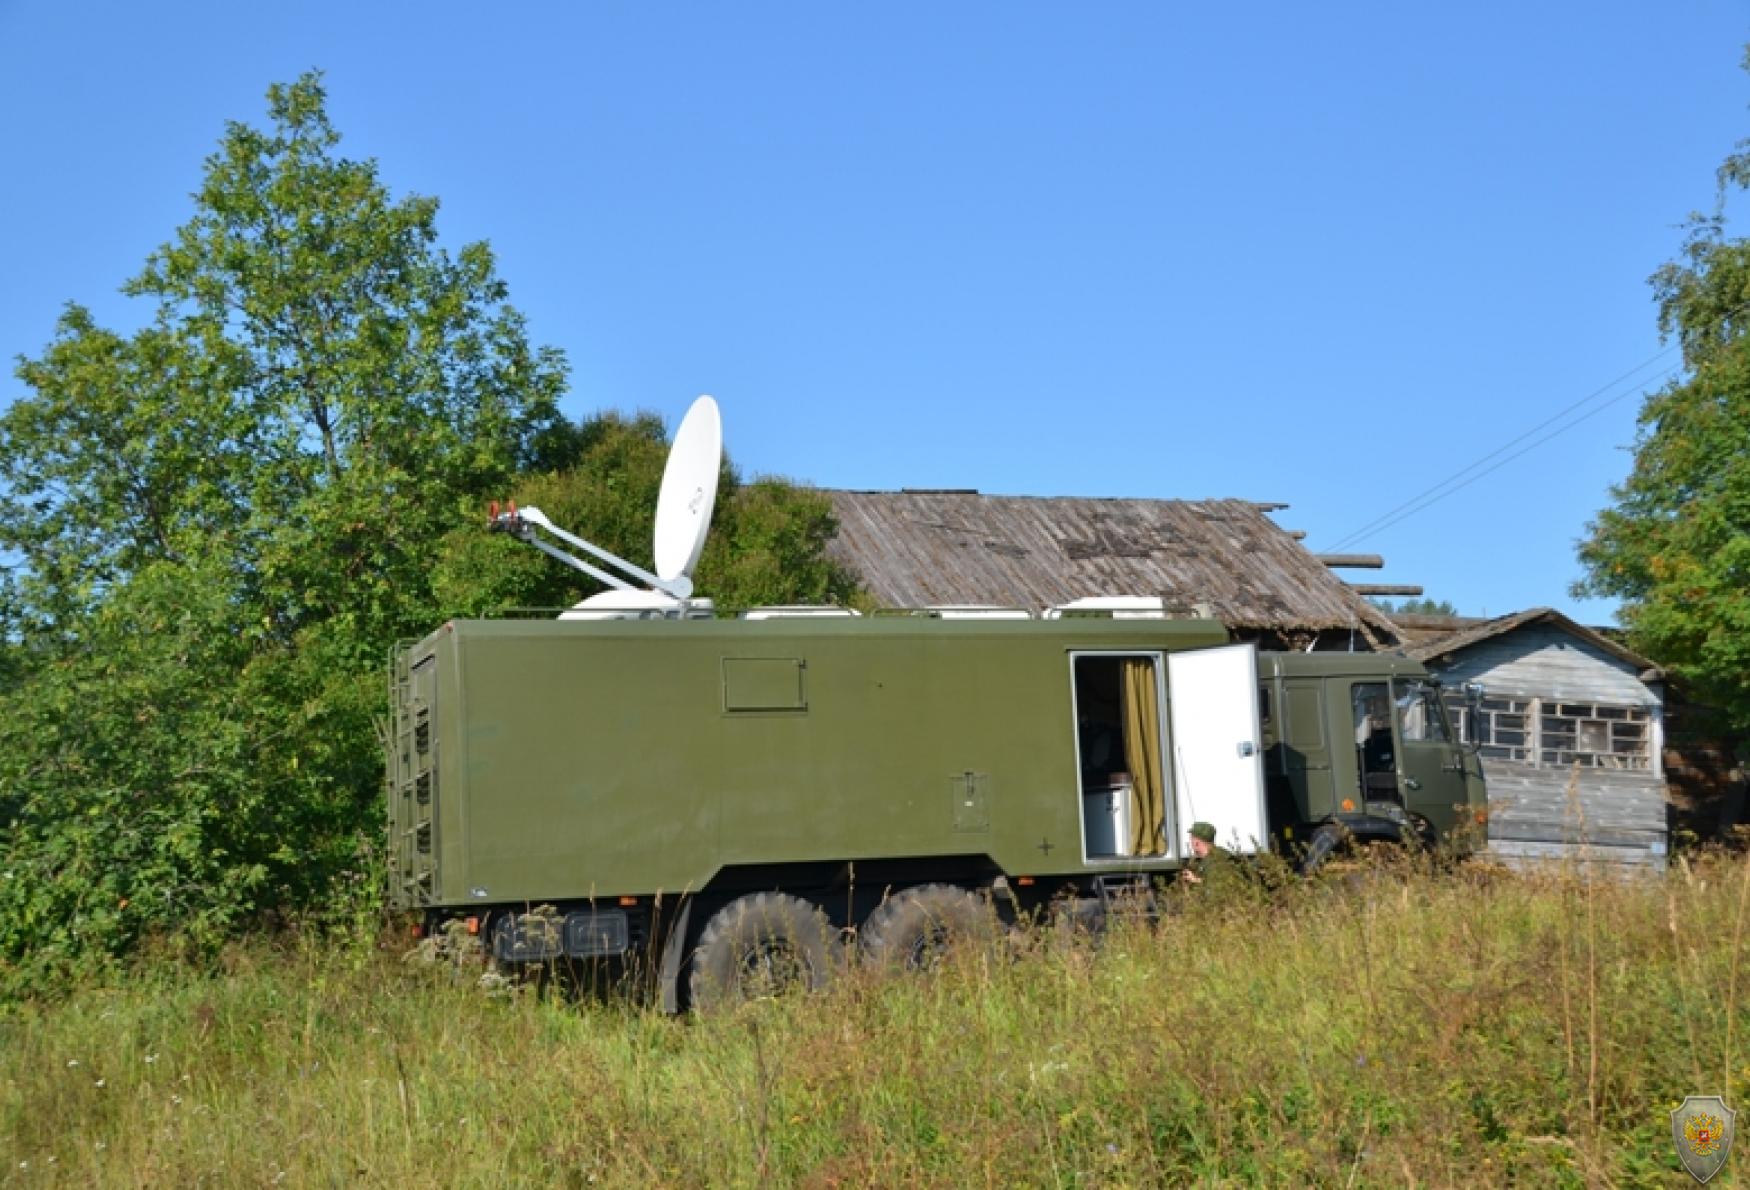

{"left": 823, "top": 489, "right": 1403, "bottom": 651}
{"left": 1400, "top": 608, "right": 1669, "bottom": 871}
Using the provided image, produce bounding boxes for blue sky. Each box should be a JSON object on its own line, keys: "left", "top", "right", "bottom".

{"left": 3, "top": 1, "right": 1747, "bottom": 622}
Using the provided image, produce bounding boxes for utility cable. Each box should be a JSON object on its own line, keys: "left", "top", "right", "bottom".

{"left": 1332, "top": 366, "right": 1674, "bottom": 550}
{"left": 1320, "top": 345, "right": 1679, "bottom": 553}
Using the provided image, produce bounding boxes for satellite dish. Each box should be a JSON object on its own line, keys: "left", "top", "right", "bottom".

{"left": 653, "top": 395, "right": 722, "bottom": 589}
{"left": 487, "top": 394, "right": 724, "bottom": 611}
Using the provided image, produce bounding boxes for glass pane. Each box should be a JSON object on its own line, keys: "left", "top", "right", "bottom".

{"left": 1394, "top": 680, "right": 1450, "bottom": 743}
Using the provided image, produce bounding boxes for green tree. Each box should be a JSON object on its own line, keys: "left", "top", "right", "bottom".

{"left": 431, "top": 411, "right": 860, "bottom": 618}
{"left": 1575, "top": 91, "right": 1750, "bottom": 732}
{"left": 0, "top": 75, "right": 864, "bottom": 988}
{"left": 1370, "top": 597, "right": 1460, "bottom": 617}
{"left": 0, "top": 73, "right": 569, "bottom": 984}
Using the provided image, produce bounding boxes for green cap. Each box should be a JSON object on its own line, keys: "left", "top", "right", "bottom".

{"left": 1189, "top": 822, "right": 1217, "bottom": 844}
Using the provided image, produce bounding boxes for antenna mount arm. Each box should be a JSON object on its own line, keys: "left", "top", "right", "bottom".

{"left": 488, "top": 504, "right": 693, "bottom": 599}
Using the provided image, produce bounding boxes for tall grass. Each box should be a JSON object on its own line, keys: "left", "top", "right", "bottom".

{"left": 2, "top": 854, "right": 1746, "bottom": 1186}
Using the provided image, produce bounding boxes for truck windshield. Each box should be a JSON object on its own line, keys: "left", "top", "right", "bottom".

{"left": 1393, "top": 680, "right": 1451, "bottom": 742}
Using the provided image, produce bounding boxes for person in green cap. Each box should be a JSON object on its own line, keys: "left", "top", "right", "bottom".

{"left": 1180, "top": 821, "right": 1232, "bottom": 886}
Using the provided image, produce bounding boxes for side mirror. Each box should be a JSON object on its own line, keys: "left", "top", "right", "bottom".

{"left": 1462, "top": 682, "right": 1485, "bottom": 749}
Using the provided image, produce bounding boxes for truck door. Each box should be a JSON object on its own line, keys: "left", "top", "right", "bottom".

{"left": 1167, "top": 643, "right": 1268, "bottom": 855}
{"left": 1391, "top": 678, "right": 1463, "bottom": 840}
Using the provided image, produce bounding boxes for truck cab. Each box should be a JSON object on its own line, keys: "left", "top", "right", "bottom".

{"left": 1256, "top": 652, "right": 1487, "bottom": 861}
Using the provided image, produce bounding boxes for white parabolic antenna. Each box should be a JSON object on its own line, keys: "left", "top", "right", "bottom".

{"left": 653, "top": 395, "right": 722, "bottom": 586}
{"left": 489, "top": 394, "right": 724, "bottom": 609}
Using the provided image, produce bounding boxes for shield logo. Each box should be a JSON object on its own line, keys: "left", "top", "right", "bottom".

{"left": 1672, "top": 1095, "right": 1736, "bottom": 1184}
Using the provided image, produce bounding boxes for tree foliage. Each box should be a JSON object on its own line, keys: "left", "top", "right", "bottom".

{"left": 433, "top": 412, "right": 860, "bottom": 618}
{"left": 0, "top": 75, "right": 859, "bottom": 989}
{"left": 1576, "top": 93, "right": 1750, "bottom": 732}
{"left": 1370, "top": 597, "right": 1459, "bottom": 617}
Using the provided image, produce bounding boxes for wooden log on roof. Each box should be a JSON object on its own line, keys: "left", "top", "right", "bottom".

{"left": 1316, "top": 553, "right": 1385, "bottom": 569}
{"left": 1349, "top": 583, "right": 1424, "bottom": 597}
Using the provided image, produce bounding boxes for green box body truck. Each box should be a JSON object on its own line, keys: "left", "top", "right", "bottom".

{"left": 387, "top": 612, "right": 1486, "bottom": 1009}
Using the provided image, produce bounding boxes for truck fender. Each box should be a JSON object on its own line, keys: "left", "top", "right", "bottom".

{"left": 657, "top": 898, "right": 695, "bottom": 1015}
{"left": 1300, "top": 812, "right": 1435, "bottom": 874}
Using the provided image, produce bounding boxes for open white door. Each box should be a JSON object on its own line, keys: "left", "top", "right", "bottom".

{"left": 1167, "top": 642, "right": 1268, "bottom": 856}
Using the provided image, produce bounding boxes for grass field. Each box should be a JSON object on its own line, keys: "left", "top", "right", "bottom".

{"left": 2, "top": 853, "right": 1747, "bottom": 1186}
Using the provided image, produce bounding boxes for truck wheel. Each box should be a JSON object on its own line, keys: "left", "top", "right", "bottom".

{"left": 860, "top": 884, "right": 998, "bottom": 971}
{"left": 688, "top": 892, "right": 838, "bottom": 1012}
{"left": 1297, "top": 822, "right": 1350, "bottom": 876}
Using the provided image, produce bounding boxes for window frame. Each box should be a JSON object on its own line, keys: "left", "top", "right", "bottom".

{"left": 1458, "top": 693, "right": 1653, "bottom": 771}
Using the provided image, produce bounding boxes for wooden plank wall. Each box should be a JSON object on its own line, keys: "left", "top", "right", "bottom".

{"left": 1432, "top": 624, "right": 1659, "bottom": 710}
{"left": 1427, "top": 624, "right": 1669, "bottom": 872}
{"left": 1483, "top": 763, "right": 1667, "bottom": 871}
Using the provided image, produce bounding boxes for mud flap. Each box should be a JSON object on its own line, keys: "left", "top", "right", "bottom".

{"left": 658, "top": 898, "right": 695, "bottom": 1015}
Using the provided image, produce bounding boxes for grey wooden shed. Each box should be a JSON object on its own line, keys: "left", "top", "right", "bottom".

{"left": 1404, "top": 608, "right": 1668, "bottom": 871}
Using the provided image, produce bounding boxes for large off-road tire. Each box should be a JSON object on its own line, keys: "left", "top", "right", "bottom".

{"left": 1297, "top": 822, "right": 1350, "bottom": 876}
{"left": 860, "top": 883, "right": 998, "bottom": 971}
{"left": 687, "top": 892, "right": 838, "bottom": 1012}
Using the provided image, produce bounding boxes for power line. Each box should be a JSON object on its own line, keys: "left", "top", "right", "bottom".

{"left": 1330, "top": 367, "right": 1674, "bottom": 550}
{"left": 1320, "top": 346, "right": 1680, "bottom": 553}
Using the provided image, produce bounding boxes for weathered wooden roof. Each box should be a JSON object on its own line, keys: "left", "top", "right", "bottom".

{"left": 1405, "top": 607, "right": 1661, "bottom": 677}
{"left": 823, "top": 489, "right": 1402, "bottom": 641}
{"left": 1387, "top": 612, "right": 1488, "bottom": 649}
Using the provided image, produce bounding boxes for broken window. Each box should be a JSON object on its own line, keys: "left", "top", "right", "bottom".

{"left": 1538, "top": 701, "right": 1651, "bottom": 770}
{"left": 1469, "top": 696, "right": 1651, "bottom": 770}
{"left": 1473, "top": 696, "right": 1532, "bottom": 764}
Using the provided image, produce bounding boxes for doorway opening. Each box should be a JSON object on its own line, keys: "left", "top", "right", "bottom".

{"left": 1073, "top": 653, "right": 1168, "bottom": 859}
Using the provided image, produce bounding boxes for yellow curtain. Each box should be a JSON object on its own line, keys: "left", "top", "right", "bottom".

{"left": 1121, "top": 658, "right": 1166, "bottom": 856}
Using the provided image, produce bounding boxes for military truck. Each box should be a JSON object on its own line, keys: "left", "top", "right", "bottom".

{"left": 386, "top": 612, "right": 1486, "bottom": 1009}
{"left": 385, "top": 396, "right": 1485, "bottom": 1008}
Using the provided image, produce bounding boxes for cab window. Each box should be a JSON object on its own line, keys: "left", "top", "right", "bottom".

{"left": 1393, "top": 680, "right": 1451, "bottom": 743}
